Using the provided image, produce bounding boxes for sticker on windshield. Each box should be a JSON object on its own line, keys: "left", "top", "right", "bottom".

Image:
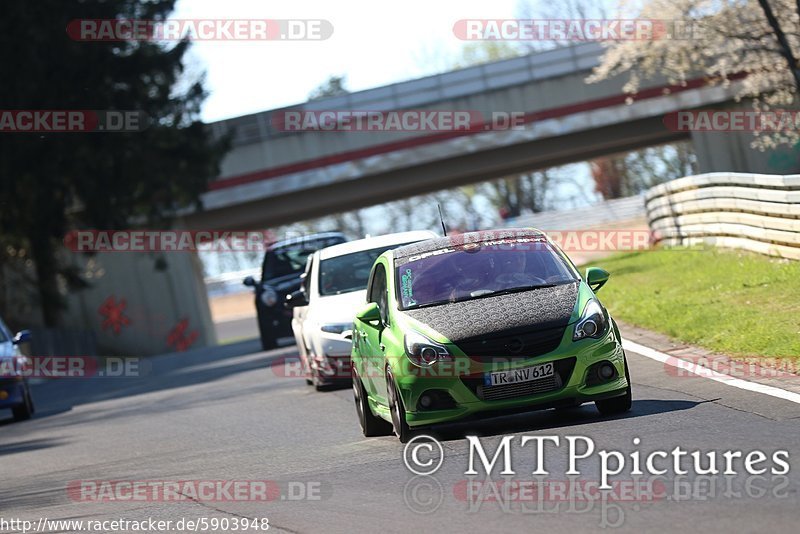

{"left": 400, "top": 268, "right": 416, "bottom": 306}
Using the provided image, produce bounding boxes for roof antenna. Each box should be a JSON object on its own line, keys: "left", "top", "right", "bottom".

{"left": 437, "top": 203, "right": 448, "bottom": 237}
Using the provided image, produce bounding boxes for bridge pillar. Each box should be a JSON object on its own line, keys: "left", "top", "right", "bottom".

{"left": 59, "top": 248, "right": 217, "bottom": 356}
{"left": 690, "top": 103, "right": 800, "bottom": 174}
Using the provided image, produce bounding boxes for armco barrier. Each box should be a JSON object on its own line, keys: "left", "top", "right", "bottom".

{"left": 645, "top": 172, "right": 800, "bottom": 260}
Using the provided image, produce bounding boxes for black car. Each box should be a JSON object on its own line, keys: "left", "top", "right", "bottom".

{"left": 244, "top": 232, "right": 346, "bottom": 350}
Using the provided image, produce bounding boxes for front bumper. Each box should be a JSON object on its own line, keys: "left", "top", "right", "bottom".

{"left": 392, "top": 329, "right": 628, "bottom": 428}
{"left": 309, "top": 333, "right": 354, "bottom": 385}
{"left": 0, "top": 379, "right": 27, "bottom": 408}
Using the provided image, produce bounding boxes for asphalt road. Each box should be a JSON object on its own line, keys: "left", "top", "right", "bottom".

{"left": 213, "top": 316, "right": 259, "bottom": 344}
{"left": 2, "top": 340, "right": 799, "bottom": 533}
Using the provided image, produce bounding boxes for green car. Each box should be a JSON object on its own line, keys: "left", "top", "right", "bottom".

{"left": 350, "top": 229, "right": 631, "bottom": 442}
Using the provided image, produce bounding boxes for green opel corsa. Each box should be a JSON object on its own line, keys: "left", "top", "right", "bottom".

{"left": 350, "top": 228, "right": 632, "bottom": 442}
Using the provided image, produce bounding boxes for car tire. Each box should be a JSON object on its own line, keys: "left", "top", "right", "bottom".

{"left": 386, "top": 367, "right": 412, "bottom": 443}
{"left": 312, "top": 369, "right": 326, "bottom": 392}
{"left": 595, "top": 358, "right": 632, "bottom": 416}
{"left": 12, "top": 389, "right": 34, "bottom": 422}
{"left": 353, "top": 369, "right": 392, "bottom": 437}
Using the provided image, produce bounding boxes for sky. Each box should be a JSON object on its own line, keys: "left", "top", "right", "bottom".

{"left": 173, "top": 0, "right": 520, "bottom": 122}
{"left": 173, "top": 0, "right": 607, "bottom": 276}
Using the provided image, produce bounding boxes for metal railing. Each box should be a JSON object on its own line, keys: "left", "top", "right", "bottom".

{"left": 506, "top": 194, "right": 646, "bottom": 231}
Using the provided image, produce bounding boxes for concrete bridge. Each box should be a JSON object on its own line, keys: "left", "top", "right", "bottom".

{"left": 186, "top": 42, "right": 793, "bottom": 231}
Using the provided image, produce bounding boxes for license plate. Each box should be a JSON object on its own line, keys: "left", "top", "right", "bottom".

{"left": 484, "top": 362, "right": 554, "bottom": 387}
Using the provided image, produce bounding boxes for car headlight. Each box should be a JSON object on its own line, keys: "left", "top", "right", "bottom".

{"left": 321, "top": 323, "right": 352, "bottom": 334}
{"left": 404, "top": 330, "right": 451, "bottom": 366}
{"left": 573, "top": 299, "right": 608, "bottom": 341}
{"left": 260, "top": 285, "right": 278, "bottom": 307}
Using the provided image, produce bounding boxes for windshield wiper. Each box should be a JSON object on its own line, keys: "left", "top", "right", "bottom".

{"left": 473, "top": 283, "right": 560, "bottom": 298}
{"left": 405, "top": 282, "right": 571, "bottom": 309}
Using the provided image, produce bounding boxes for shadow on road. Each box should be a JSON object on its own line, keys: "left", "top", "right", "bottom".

{"left": 424, "top": 398, "right": 711, "bottom": 443}
{"left": 21, "top": 340, "right": 298, "bottom": 425}
{"left": 0, "top": 437, "right": 68, "bottom": 455}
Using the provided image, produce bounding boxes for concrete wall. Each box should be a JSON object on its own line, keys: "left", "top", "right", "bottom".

{"left": 60, "top": 249, "right": 217, "bottom": 356}
{"left": 1, "top": 246, "right": 217, "bottom": 357}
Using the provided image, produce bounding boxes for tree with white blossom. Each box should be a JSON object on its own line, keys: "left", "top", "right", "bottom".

{"left": 588, "top": 0, "right": 800, "bottom": 150}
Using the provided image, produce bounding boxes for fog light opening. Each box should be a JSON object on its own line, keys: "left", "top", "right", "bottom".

{"left": 598, "top": 362, "right": 616, "bottom": 380}
{"left": 419, "top": 394, "right": 433, "bottom": 409}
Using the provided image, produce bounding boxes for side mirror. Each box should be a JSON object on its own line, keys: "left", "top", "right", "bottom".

{"left": 243, "top": 276, "right": 257, "bottom": 287}
{"left": 13, "top": 330, "right": 31, "bottom": 345}
{"left": 585, "top": 267, "right": 610, "bottom": 292}
{"left": 355, "top": 302, "right": 381, "bottom": 325}
{"left": 285, "top": 289, "right": 308, "bottom": 307}
{"left": 342, "top": 329, "right": 353, "bottom": 341}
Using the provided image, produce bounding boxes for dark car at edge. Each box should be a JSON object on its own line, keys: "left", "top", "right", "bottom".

{"left": 244, "top": 232, "right": 347, "bottom": 350}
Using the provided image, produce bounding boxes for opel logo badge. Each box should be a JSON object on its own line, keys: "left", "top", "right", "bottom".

{"left": 506, "top": 338, "right": 524, "bottom": 354}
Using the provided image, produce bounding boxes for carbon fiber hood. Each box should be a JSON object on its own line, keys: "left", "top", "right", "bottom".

{"left": 403, "top": 282, "right": 578, "bottom": 343}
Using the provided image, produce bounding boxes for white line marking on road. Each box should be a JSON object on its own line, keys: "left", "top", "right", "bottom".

{"left": 623, "top": 339, "right": 800, "bottom": 405}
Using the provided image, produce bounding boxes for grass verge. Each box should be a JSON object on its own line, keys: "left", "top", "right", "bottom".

{"left": 584, "top": 248, "right": 800, "bottom": 359}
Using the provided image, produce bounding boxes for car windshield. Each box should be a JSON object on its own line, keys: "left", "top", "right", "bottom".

{"left": 262, "top": 236, "right": 343, "bottom": 280}
{"left": 319, "top": 242, "right": 416, "bottom": 296}
{"left": 395, "top": 240, "right": 578, "bottom": 310}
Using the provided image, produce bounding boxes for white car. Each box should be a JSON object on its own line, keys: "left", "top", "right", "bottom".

{"left": 288, "top": 230, "right": 437, "bottom": 390}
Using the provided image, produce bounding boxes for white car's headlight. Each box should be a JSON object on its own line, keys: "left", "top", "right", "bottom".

{"left": 260, "top": 286, "right": 278, "bottom": 307}
{"left": 321, "top": 323, "right": 352, "bottom": 334}
{"left": 404, "top": 330, "right": 451, "bottom": 366}
{"left": 573, "top": 299, "right": 608, "bottom": 341}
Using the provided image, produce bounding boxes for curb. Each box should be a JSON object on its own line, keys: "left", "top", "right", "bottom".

{"left": 618, "top": 320, "right": 800, "bottom": 399}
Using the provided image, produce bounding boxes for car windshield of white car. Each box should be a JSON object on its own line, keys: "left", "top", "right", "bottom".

{"left": 319, "top": 242, "right": 417, "bottom": 296}
{"left": 395, "top": 241, "right": 578, "bottom": 310}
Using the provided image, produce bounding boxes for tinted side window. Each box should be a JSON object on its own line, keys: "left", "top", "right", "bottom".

{"left": 370, "top": 264, "right": 389, "bottom": 325}
{"left": 302, "top": 256, "right": 313, "bottom": 294}
{"left": 367, "top": 263, "right": 382, "bottom": 303}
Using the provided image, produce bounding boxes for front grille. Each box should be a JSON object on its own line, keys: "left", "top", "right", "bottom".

{"left": 480, "top": 375, "right": 559, "bottom": 401}
{"left": 455, "top": 324, "right": 567, "bottom": 362}
{"left": 461, "top": 357, "right": 576, "bottom": 402}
